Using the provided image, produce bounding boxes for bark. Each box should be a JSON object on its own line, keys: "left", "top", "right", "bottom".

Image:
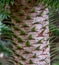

{"left": 0, "top": 1, "right": 50, "bottom": 65}
{"left": 11, "top": 3, "right": 50, "bottom": 65}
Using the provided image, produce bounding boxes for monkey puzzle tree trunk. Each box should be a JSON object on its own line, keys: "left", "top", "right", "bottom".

{"left": 10, "top": 0, "right": 50, "bottom": 65}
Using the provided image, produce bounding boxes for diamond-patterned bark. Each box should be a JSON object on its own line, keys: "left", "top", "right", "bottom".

{"left": 10, "top": 3, "right": 50, "bottom": 65}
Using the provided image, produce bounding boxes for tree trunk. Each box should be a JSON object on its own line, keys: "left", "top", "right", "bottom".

{"left": 9, "top": 1, "right": 50, "bottom": 65}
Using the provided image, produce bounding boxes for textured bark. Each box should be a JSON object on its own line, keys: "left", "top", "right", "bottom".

{"left": 0, "top": 1, "right": 50, "bottom": 65}
{"left": 11, "top": 3, "right": 50, "bottom": 65}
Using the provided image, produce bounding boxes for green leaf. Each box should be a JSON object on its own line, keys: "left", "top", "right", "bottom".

{"left": 16, "top": 45, "right": 23, "bottom": 50}
{"left": 31, "top": 27, "right": 36, "bottom": 32}
{"left": 22, "top": 23, "right": 29, "bottom": 27}
{"left": 0, "top": 62, "right": 2, "bottom": 65}
{"left": 31, "top": 8, "right": 35, "bottom": 13}
{"left": 19, "top": 62, "right": 23, "bottom": 65}
{"left": 28, "top": 34, "right": 34, "bottom": 40}
{"left": 29, "top": 59, "right": 33, "bottom": 64}
{"left": 13, "top": 26, "right": 19, "bottom": 30}
{"left": 18, "top": 11, "right": 24, "bottom": 16}
{"left": 0, "top": 41, "right": 13, "bottom": 56}
{"left": 53, "top": 62, "right": 59, "bottom": 65}
{"left": 26, "top": 15, "right": 31, "bottom": 20}
{"left": 20, "top": 30, "right": 26, "bottom": 35}
{"left": 53, "top": 29, "right": 59, "bottom": 36}
{"left": 13, "top": 33, "right": 18, "bottom": 38}
{"left": 25, "top": 41, "right": 31, "bottom": 47}
{"left": 5, "top": 0, "right": 10, "bottom": 4}
{"left": 17, "top": 37, "right": 23, "bottom": 42}
{"left": 12, "top": 16, "right": 21, "bottom": 23}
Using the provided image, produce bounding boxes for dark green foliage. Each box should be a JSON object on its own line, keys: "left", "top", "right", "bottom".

{"left": 12, "top": 16, "right": 21, "bottom": 23}
{"left": 31, "top": 8, "right": 35, "bottom": 13}
{"left": 0, "top": 41, "right": 13, "bottom": 56}
{"left": 12, "top": 33, "right": 18, "bottom": 38}
{"left": 15, "top": 18, "right": 21, "bottom": 23}
{"left": 31, "top": 27, "right": 36, "bottom": 32}
{"left": 52, "top": 61, "right": 59, "bottom": 65}
{"left": 0, "top": 0, "right": 14, "bottom": 17}
{"left": 3, "top": 21, "right": 14, "bottom": 26}
{"left": 29, "top": 59, "right": 33, "bottom": 64}
{"left": 19, "top": 62, "right": 23, "bottom": 65}
{"left": 28, "top": 34, "right": 34, "bottom": 40}
{"left": 49, "top": 23, "right": 59, "bottom": 36}
{"left": 18, "top": 11, "right": 24, "bottom": 16}
{"left": 13, "top": 26, "right": 19, "bottom": 30}
{"left": 25, "top": 41, "right": 31, "bottom": 47}
{"left": 49, "top": 23, "right": 56, "bottom": 31}
{"left": 1, "top": 25, "right": 13, "bottom": 40}
{"left": 26, "top": 15, "right": 31, "bottom": 20}
{"left": 49, "top": 10, "right": 59, "bottom": 65}
{"left": 0, "top": 62, "right": 2, "bottom": 65}
{"left": 53, "top": 29, "right": 59, "bottom": 36}
{"left": 22, "top": 23, "right": 29, "bottom": 27}
{"left": 40, "top": 0, "right": 59, "bottom": 11}
{"left": 20, "top": 30, "right": 26, "bottom": 35}
{"left": 17, "top": 37, "right": 23, "bottom": 42}
{"left": 16, "top": 45, "right": 23, "bottom": 50}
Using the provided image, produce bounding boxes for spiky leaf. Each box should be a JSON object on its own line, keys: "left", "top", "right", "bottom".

{"left": 31, "top": 27, "right": 36, "bottom": 32}
{"left": 17, "top": 37, "right": 23, "bottom": 42}
{"left": 25, "top": 41, "right": 31, "bottom": 47}
{"left": 26, "top": 15, "right": 31, "bottom": 20}
{"left": 28, "top": 35, "right": 34, "bottom": 40}
{"left": 29, "top": 59, "right": 33, "bottom": 64}
{"left": 20, "top": 30, "right": 26, "bottom": 35}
